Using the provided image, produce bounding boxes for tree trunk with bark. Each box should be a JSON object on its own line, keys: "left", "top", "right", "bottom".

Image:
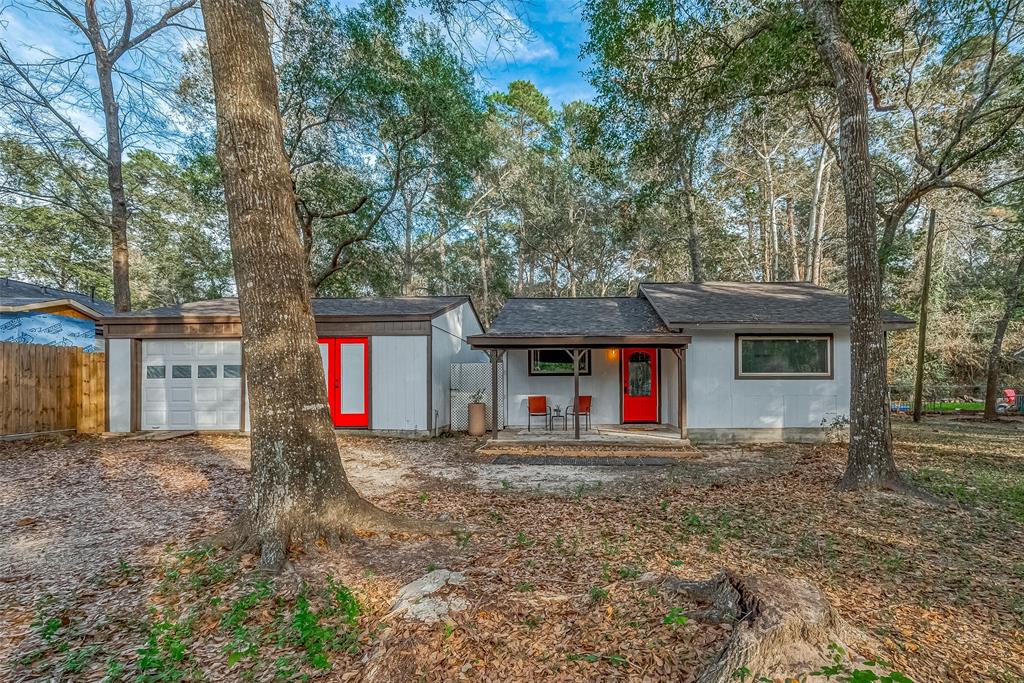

{"left": 983, "top": 250, "right": 1024, "bottom": 419}
{"left": 96, "top": 59, "right": 132, "bottom": 312}
{"left": 803, "top": 0, "right": 902, "bottom": 490}
{"left": 913, "top": 209, "right": 936, "bottom": 423}
{"left": 785, "top": 195, "right": 800, "bottom": 280}
{"left": 812, "top": 165, "right": 832, "bottom": 285}
{"left": 200, "top": 0, "right": 441, "bottom": 571}
{"left": 805, "top": 139, "right": 830, "bottom": 283}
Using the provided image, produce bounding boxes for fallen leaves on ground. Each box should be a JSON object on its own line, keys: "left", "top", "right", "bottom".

{"left": 0, "top": 417, "right": 1021, "bottom": 681}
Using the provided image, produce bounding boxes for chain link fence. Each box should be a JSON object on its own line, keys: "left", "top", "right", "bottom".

{"left": 450, "top": 361, "right": 505, "bottom": 431}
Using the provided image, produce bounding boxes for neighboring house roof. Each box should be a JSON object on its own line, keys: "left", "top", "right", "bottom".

{"left": 0, "top": 277, "right": 114, "bottom": 317}
{"left": 468, "top": 297, "right": 688, "bottom": 348}
{"left": 639, "top": 281, "right": 915, "bottom": 329}
{"left": 101, "top": 296, "right": 471, "bottom": 322}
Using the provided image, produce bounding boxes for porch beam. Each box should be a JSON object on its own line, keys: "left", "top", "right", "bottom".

{"left": 490, "top": 349, "right": 501, "bottom": 440}
{"left": 673, "top": 347, "right": 688, "bottom": 441}
{"left": 572, "top": 348, "right": 581, "bottom": 440}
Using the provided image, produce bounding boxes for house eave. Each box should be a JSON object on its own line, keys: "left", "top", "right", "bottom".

{"left": 1, "top": 298, "right": 105, "bottom": 319}
{"left": 667, "top": 321, "right": 916, "bottom": 332}
{"left": 468, "top": 334, "right": 691, "bottom": 349}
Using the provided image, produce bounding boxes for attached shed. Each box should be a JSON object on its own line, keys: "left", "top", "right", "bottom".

{"left": 102, "top": 296, "right": 483, "bottom": 435}
{"left": 1, "top": 278, "right": 113, "bottom": 350}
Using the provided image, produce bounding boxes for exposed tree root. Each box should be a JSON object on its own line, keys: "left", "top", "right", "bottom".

{"left": 662, "top": 571, "right": 866, "bottom": 683}
{"left": 836, "top": 472, "right": 955, "bottom": 507}
{"left": 200, "top": 497, "right": 460, "bottom": 573}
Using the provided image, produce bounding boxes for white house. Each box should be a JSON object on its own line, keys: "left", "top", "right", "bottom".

{"left": 102, "top": 296, "right": 483, "bottom": 435}
{"left": 468, "top": 282, "right": 913, "bottom": 443}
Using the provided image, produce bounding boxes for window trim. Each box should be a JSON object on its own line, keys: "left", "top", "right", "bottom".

{"left": 734, "top": 333, "right": 834, "bottom": 380}
{"left": 528, "top": 349, "right": 592, "bottom": 376}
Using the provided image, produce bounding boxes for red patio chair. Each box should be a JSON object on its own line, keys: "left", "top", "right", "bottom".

{"left": 1002, "top": 388, "right": 1018, "bottom": 413}
{"left": 567, "top": 395, "right": 592, "bottom": 431}
{"left": 527, "top": 396, "right": 551, "bottom": 431}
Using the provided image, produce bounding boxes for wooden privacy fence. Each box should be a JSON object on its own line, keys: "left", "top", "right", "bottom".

{"left": 0, "top": 342, "right": 106, "bottom": 437}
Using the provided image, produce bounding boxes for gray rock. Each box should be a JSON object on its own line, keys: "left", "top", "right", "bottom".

{"left": 390, "top": 569, "right": 468, "bottom": 624}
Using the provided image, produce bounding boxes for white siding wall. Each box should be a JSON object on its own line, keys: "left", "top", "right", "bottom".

{"left": 430, "top": 302, "right": 483, "bottom": 431}
{"left": 682, "top": 328, "right": 851, "bottom": 430}
{"left": 107, "top": 338, "right": 132, "bottom": 432}
{"left": 502, "top": 329, "right": 851, "bottom": 433}
{"left": 505, "top": 348, "right": 622, "bottom": 426}
{"left": 371, "top": 335, "right": 428, "bottom": 431}
{"left": 660, "top": 349, "right": 680, "bottom": 427}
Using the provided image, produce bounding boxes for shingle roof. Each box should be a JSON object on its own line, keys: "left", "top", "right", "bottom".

{"left": 0, "top": 277, "right": 114, "bottom": 316}
{"left": 102, "top": 296, "right": 469, "bottom": 320}
{"left": 482, "top": 297, "right": 673, "bottom": 337}
{"left": 639, "top": 281, "right": 914, "bottom": 328}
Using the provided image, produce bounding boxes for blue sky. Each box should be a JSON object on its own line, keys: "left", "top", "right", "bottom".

{"left": 477, "top": 1, "right": 596, "bottom": 107}
{"left": 0, "top": 0, "right": 595, "bottom": 139}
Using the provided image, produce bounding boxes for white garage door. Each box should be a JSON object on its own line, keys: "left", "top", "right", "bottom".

{"left": 141, "top": 340, "right": 243, "bottom": 430}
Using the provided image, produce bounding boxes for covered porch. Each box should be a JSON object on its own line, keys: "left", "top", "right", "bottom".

{"left": 487, "top": 422, "right": 690, "bottom": 445}
{"left": 467, "top": 296, "right": 691, "bottom": 441}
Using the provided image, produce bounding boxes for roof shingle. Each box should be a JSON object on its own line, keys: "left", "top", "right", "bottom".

{"left": 482, "top": 297, "right": 671, "bottom": 337}
{"left": 0, "top": 278, "right": 114, "bottom": 316}
{"left": 639, "top": 282, "right": 914, "bottom": 328}
{"left": 102, "top": 296, "right": 469, "bottom": 320}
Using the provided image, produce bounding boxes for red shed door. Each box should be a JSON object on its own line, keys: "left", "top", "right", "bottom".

{"left": 318, "top": 337, "right": 369, "bottom": 428}
{"left": 622, "top": 347, "right": 658, "bottom": 423}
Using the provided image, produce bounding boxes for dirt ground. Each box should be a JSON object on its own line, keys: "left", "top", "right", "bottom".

{"left": 0, "top": 418, "right": 1022, "bottom": 681}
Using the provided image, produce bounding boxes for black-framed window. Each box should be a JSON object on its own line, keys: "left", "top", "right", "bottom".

{"left": 171, "top": 365, "right": 192, "bottom": 379}
{"left": 145, "top": 365, "right": 166, "bottom": 379}
{"left": 223, "top": 364, "right": 242, "bottom": 379}
{"left": 736, "top": 335, "right": 832, "bottom": 379}
{"left": 528, "top": 349, "right": 591, "bottom": 376}
{"left": 197, "top": 365, "right": 217, "bottom": 379}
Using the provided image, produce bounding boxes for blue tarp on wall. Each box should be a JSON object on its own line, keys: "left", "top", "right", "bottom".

{"left": 0, "top": 312, "right": 97, "bottom": 351}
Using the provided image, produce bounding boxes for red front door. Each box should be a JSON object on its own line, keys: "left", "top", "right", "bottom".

{"left": 622, "top": 347, "right": 658, "bottom": 423}
{"left": 318, "top": 337, "right": 369, "bottom": 428}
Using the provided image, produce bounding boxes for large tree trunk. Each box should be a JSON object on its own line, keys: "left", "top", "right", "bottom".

{"left": 96, "top": 62, "right": 132, "bottom": 312}
{"left": 803, "top": 0, "right": 901, "bottom": 490}
{"left": 983, "top": 251, "right": 1024, "bottom": 419}
{"left": 200, "top": 0, "right": 439, "bottom": 571}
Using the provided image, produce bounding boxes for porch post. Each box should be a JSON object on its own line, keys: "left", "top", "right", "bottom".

{"left": 490, "top": 349, "right": 501, "bottom": 440}
{"left": 573, "top": 348, "right": 581, "bottom": 440}
{"left": 674, "top": 347, "right": 688, "bottom": 441}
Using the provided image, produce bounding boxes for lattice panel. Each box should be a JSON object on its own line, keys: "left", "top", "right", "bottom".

{"left": 450, "top": 361, "right": 505, "bottom": 431}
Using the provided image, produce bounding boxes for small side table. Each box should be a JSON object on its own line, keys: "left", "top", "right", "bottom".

{"left": 549, "top": 406, "right": 567, "bottom": 431}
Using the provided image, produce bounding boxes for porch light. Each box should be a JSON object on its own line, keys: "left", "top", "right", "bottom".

{"left": 606, "top": 348, "right": 619, "bottom": 361}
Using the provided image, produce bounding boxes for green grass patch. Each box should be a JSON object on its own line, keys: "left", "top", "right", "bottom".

{"left": 909, "top": 464, "right": 1024, "bottom": 522}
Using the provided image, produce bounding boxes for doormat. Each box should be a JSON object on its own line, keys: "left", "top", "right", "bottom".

{"left": 490, "top": 455, "right": 682, "bottom": 466}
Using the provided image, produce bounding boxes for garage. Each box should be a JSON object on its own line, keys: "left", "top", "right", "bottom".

{"left": 103, "top": 296, "right": 483, "bottom": 435}
{"left": 141, "top": 340, "right": 243, "bottom": 430}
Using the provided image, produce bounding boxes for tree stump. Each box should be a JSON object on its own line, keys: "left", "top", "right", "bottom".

{"left": 663, "top": 571, "right": 864, "bottom": 683}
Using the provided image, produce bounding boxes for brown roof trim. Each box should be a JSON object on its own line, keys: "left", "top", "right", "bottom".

{"left": 468, "top": 334, "right": 690, "bottom": 349}
{"left": 102, "top": 314, "right": 242, "bottom": 324}
{"left": 102, "top": 308, "right": 471, "bottom": 326}
{"left": 667, "top": 321, "right": 916, "bottom": 331}
{"left": 0, "top": 298, "right": 106, "bottom": 319}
